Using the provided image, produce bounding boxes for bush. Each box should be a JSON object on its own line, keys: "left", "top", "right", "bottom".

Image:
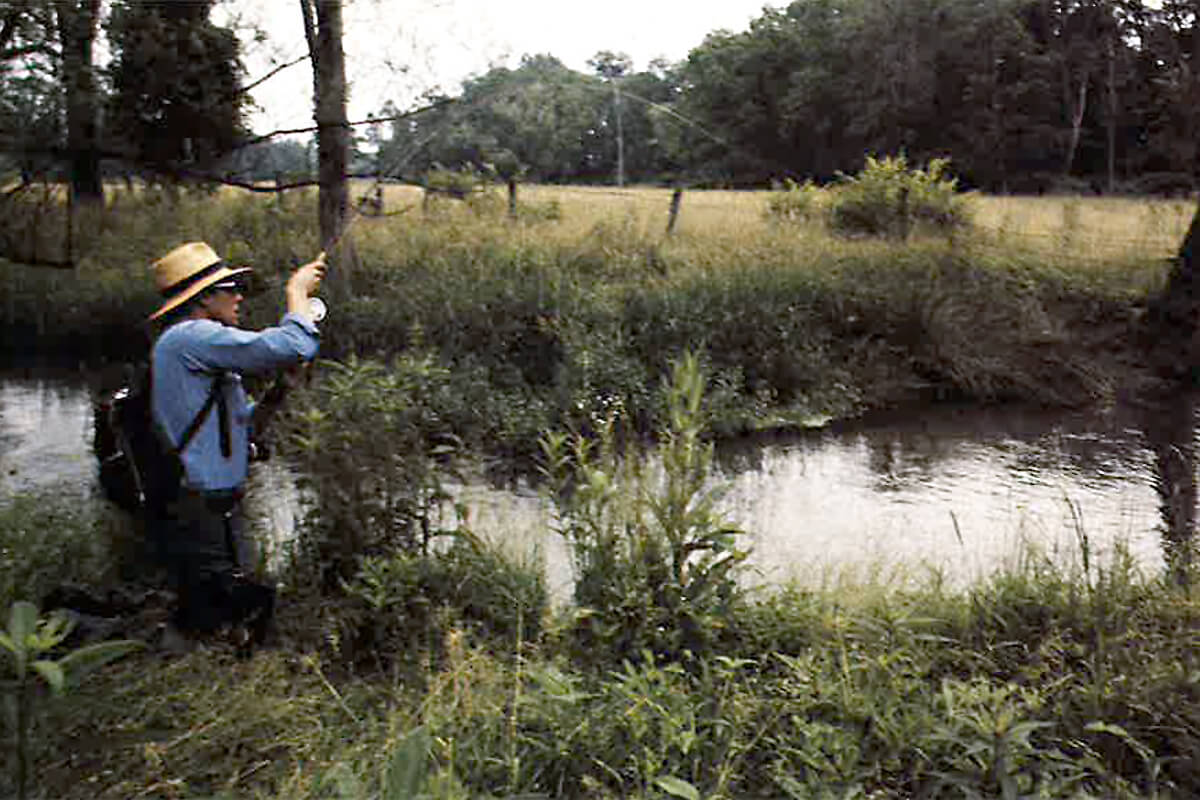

{"left": 280, "top": 354, "right": 466, "bottom": 588}
{"left": 0, "top": 489, "right": 116, "bottom": 611}
{"left": 540, "top": 353, "right": 750, "bottom": 668}
{"left": 335, "top": 530, "right": 547, "bottom": 670}
{"left": 765, "top": 177, "right": 823, "bottom": 223}
{"left": 829, "top": 154, "right": 970, "bottom": 237}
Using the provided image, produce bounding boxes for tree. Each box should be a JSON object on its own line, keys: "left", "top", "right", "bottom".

{"left": 53, "top": 0, "right": 101, "bottom": 202}
{"left": 0, "top": 2, "right": 59, "bottom": 182}
{"left": 299, "top": 0, "right": 349, "bottom": 263}
{"left": 106, "top": 0, "right": 247, "bottom": 180}
{"left": 379, "top": 55, "right": 607, "bottom": 183}
{"left": 226, "top": 137, "right": 313, "bottom": 182}
{"left": 589, "top": 50, "right": 631, "bottom": 186}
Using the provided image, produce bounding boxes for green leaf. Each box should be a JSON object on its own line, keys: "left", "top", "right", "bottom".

{"left": 33, "top": 611, "right": 74, "bottom": 650}
{"left": 8, "top": 601, "right": 37, "bottom": 646}
{"left": 383, "top": 725, "right": 431, "bottom": 800}
{"left": 56, "top": 639, "right": 144, "bottom": 687}
{"left": 1086, "top": 721, "right": 1154, "bottom": 763}
{"left": 654, "top": 775, "right": 701, "bottom": 800}
{"left": 31, "top": 659, "right": 64, "bottom": 694}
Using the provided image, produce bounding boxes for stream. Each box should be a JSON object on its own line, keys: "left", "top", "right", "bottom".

{"left": 2, "top": 365, "right": 1192, "bottom": 600}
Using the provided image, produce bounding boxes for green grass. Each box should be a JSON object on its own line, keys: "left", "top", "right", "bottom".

{"left": 9, "top": 535, "right": 1197, "bottom": 799}
{"left": 2, "top": 185, "right": 1193, "bottom": 796}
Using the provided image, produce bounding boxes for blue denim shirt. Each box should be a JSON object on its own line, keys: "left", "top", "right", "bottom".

{"left": 151, "top": 313, "right": 319, "bottom": 491}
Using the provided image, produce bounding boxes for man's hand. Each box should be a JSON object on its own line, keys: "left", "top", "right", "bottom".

{"left": 287, "top": 252, "right": 327, "bottom": 319}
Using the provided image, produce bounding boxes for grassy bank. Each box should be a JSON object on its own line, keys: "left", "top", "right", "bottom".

{"left": 0, "top": 185, "right": 1177, "bottom": 459}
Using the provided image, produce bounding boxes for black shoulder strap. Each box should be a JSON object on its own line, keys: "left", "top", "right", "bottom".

{"left": 174, "top": 373, "right": 226, "bottom": 456}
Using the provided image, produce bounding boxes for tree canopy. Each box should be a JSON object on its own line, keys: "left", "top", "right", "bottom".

{"left": 0, "top": 0, "right": 1198, "bottom": 194}
{"left": 371, "top": 0, "right": 1200, "bottom": 191}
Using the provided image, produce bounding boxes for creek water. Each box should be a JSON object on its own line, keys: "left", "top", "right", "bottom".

{"left": 2, "top": 365, "right": 1193, "bottom": 599}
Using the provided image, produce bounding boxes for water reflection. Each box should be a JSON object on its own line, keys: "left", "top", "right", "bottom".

{"left": 716, "top": 402, "right": 1162, "bottom": 588}
{"left": 0, "top": 369, "right": 94, "bottom": 497}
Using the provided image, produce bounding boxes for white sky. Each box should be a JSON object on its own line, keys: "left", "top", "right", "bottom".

{"left": 223, "top": 0, "right": 772, "bottom": 135}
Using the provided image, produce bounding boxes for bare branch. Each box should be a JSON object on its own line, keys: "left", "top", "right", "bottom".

{"left": 240, "top": 53, "right": 310, "bottom": 97}
{"left": 153, "top": 166, "right": 321, "bottom": 192}
{"left": 235, "top": 97, "right": 456, "bottom": 150}
{"left": 298, "top": 0, "right": 317, "bottom": 80}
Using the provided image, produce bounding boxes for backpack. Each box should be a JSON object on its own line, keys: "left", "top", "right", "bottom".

{"left": 94, "top": 364, "right": 228, "bottom": 514}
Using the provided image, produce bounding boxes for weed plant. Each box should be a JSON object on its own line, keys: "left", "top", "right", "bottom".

{"left": 765, "top": 177, "right": 824, "bottom": 223}
{"left": 274, "top": 352, "right": 548, "bottom": 671}
{"left": 326, "top": 529, "right": 547, "bottom": 674}
{"left": 0, "top": 601, "right": 141, "bottom": 800}
{"left": 0, "top": 489, "right": 116, "bottom": 610}
{"left": 541, "top": 353, "right": 750, "bottom": 668}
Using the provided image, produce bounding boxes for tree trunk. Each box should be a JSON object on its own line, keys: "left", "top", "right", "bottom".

{"left": 1192, "top": 0, "right": 1200, "bottom": 184}
{"left": 1147, "top": 202, "right": 1200, "bottom": 378}
{"left": 54, "top": 0, "right": 102, "bottom": 205}
{"left": 1063, "top": 78, "right": 1087, "bottom": 178}
{"left": 1106, "top": 35, "right": 1116, "bottom": 194}
{"left": 613, "top": 80, "right": 624, "bottom": 187}
{"left": 301, "top": 0, "right": 349, "bottom": 277}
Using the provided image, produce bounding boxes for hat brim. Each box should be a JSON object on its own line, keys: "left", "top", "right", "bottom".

{"left": 149, "top": 265, "right": 253, "bottom": 321}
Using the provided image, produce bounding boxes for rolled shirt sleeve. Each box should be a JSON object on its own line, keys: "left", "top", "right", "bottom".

{"left": 180, "top": 313, "right": 320, "bottom": 374}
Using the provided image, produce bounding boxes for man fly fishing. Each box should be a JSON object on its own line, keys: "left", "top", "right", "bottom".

{"left": 147, "top": 241, "right": 325, "bottom": 651}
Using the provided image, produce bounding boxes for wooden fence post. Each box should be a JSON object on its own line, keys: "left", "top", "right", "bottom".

{"left": 508, "top": 178, "right": 517, "bottom": 220}
{"left": 666, "top": 187, "right": 683, "bottom": 235}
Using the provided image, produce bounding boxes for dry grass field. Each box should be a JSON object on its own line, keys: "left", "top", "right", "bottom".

{"left": 22, "top": 178, "right": 1188, "bottom": 269}
{"left": 355, "top": 181, "right": 1196, "bottom": 269}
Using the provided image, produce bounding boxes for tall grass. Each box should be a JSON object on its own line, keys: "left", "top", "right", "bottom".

{"left": 5, "top": 180, "right": 1198, "bottom": 798}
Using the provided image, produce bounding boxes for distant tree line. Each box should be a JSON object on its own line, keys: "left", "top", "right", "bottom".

{"left": 378, "top": 0, "right": 1200, "bottom": 193}
{"left": 1, "top": 0, "right": 1198, "bottom": 199}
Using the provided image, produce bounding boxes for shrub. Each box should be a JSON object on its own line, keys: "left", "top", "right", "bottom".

{"left": 280, "top": 354, "right": 466, "bottom": 588}
{"left": 424, "top": 166, "right": 486, "bottom": 200}
{"left": 829, "top": 154, "right": 970, "bottom": 237}
{"left": 335, "top": 530, "right": 547, "bottom": 670}
{"left": 765, "top": 177, "right": 823, "bottom": 223}
{"left": 0, "top": 490, "right": 116, "bottom": 611}
{"left": 540, "top": 353, "right": 750, "bottom": 668}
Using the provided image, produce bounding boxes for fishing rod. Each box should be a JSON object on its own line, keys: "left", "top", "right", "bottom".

{"left": 251, "top": 199, "right": 366, "bottom": 442}
{"left": 306, "top": 198, "right": 369, "bottom": 322}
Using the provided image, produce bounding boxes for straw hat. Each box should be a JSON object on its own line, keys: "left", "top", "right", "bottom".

{"left": 149, "top": 242, "right": 252, "bottom": 321}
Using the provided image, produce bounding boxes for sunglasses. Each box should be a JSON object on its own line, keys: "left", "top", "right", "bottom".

{"left": 210, "top": 279, "right": 248, "bottom": 293}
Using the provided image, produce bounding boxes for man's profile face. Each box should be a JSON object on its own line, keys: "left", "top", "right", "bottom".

{"left": 200, "top": 285, "right": 244, "bottom": 327}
